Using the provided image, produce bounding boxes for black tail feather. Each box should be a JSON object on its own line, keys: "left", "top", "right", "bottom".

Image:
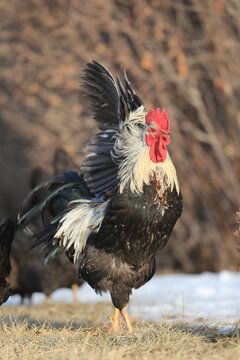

{"left": 18, "top": 182, "right": 76, "bottom": 228}
{"left": 30, "top": 224, "right": 57, "bottom": 249}
{"left": 18, "top": 171, "right": 91, "bottom": 262}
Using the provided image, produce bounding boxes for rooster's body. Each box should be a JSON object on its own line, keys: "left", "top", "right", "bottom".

{"left": 19, "top": 61, "right": 182, "bottom": 330}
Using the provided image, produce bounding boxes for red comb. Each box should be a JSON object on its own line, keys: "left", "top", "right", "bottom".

{"left": 146, "top": 108, "right": 170, "bottom": 134}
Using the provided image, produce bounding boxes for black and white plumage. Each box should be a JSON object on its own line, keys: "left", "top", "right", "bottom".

{"left": 18, "top": 61, "right": 182, "bottom": 330}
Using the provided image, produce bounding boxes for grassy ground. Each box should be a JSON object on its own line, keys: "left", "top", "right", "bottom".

{"left": 0, "top": 303, "right": 240, "bottom": 359}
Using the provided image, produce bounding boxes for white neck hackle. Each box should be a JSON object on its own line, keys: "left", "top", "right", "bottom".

{"left": 113, "top": 106, "right": 180, "bottom": 196}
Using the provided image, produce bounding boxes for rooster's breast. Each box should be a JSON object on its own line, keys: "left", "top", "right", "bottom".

{"left": 90, "top": 184, "right": 182, "bottom": 264}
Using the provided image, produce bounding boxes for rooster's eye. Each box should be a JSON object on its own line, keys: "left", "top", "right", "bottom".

{"left": 150, "top": 128, "right": 156, "bottom": 133}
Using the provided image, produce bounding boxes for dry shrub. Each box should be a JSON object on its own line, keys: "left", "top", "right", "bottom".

{"left": 0, "top": 0, "right": 239, "bottom": 272}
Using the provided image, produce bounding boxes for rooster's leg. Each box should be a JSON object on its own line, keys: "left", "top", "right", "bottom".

{"left": 108, "top": 307, "right": 120, "bottom": 331}
{"left": 44, "top": 294, "right": 51, "bottom": 305}
{"left": 71, "top": 283, "right": 78, "bottom": 304}
{"left": 120, "top": 308, "right": 133, "bottom": 332}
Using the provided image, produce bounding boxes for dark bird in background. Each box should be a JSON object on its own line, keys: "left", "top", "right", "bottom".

{"left": 19, "top": 61, "right": 182, "bottom": 331}
{"left": 0, "top": 217, "right": 14, "bottom": 305}
{"left": 235, "top": 211, "right": 240, "bottom": 252}
{"left": 9, "top": 149, "right": 83, "bottom": 304}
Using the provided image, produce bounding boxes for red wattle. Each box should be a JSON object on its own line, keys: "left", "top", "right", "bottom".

{"left": 145, "top": 133, "right": 170, "bottom": 163}
{"left": 149, "top": 138, "right": 166, "bottom": 163}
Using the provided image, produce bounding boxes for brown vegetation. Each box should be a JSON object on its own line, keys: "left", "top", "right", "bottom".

{"left": 0, "top": 0, "right": 239, "bottom": 272}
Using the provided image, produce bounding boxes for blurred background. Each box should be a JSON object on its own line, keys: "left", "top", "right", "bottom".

{"left": 0, "top": 0, "right": 239, "bottom": 273}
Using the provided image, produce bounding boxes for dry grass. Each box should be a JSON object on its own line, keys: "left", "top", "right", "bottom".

{"left": 0, "top": 303, "right": 240, "bottom": 359}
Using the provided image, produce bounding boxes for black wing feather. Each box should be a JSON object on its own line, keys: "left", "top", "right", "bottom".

{"left": 117, "top": 71, "right": 143, "bottom": 117}
{"left": 82, "top": 61, "right": 120, "bottom": 124}
{"left": 81, "top": 61, "right": 144, "bottom": 196}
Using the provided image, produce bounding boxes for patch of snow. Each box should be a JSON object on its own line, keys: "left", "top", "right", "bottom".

{"left": 4, "top": 271, "right": 240, "bottom": 330}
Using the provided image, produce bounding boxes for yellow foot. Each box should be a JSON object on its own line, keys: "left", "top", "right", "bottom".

{"left": 71, "top": 283, "right": 78, "bottom": 304}
{"left": 43, "top": 294, "right": 51, "bottom": 305}
{"left": 108, "top": 308, "right": 120, "bottom": 332}
{"left": 120, "top": 310, "right": 133, "bottom": 332}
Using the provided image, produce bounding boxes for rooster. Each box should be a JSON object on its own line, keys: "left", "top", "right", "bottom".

{"left": 19, "top": 61, "right": 182, "bottom": 331}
